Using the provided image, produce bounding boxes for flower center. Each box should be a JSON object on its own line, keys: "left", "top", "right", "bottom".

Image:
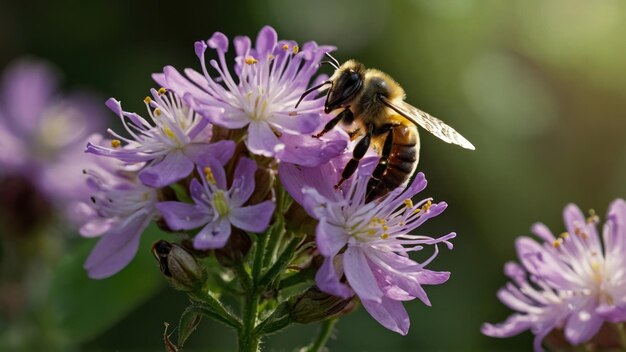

{"left": 212, "top": 190, "right": 230, "bottom": 217}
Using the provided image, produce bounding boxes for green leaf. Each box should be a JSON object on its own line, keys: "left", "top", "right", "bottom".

{"left": 47, "top": 224, "right": 166, "bottom": 344}
{"left": 178, "top": 305, "right": 203, "bottom": 347}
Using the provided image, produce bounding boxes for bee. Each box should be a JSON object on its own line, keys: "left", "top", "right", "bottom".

{"left": 296, "top": 53, "right": 475, "bottom": 202}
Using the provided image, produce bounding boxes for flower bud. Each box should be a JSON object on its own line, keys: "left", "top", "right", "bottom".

{"left": 289, "top": 286, "right": 356, "bottom": 324}
{"left": 152, "top": 240, "right": 206, "bottom": 292}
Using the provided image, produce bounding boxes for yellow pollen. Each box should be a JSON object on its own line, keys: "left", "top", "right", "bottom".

{"left": 154, "top": 108, "right": 161, "bottom": 116}
{"left": 111, "top": 139, "right": 121, "bottom": 148}
{"left": 559, "top": 232, "right": 569, "bottom": 239}
{"left": 203, "top": 167, "right": 216, "bottom": 185}
{"left": 163, "top": 126, "right": 175, "bottom": 139}
{"left": 415, "top": 200, "right": 432, "bottom": 214}
{"left": 245, "top": 57, "right": 258, "bottom": 65}
{"left": 575, "top": 227, "right": 581, "bottom": 235}
{"left": 268, "top": 54, "right": 274, "bottom": 60}
{"left": 553, "top": 239, "right": 562, "bottom": 248}
{"left": 381, "top": 233, "right": 389, "bottom": 240}
{"left": 404, "top": 199, "right": 413, "bottom": 208}
{"left": 382, "top": 225, "right": 389, "bottom": 231}
{"left": 282, "top": 44, "right": 289, "bottom": 50}
{"left": 144, "top": 96, "right": 152, "bottom": 104}
{"left": 399, "top": 221, "right": 405, "bottom": 226}
{"left": 292, "top": 46, "right": 299, "bottom": 54}
{"left": 368, "top": 229, "right": 376, "bottom": 236}
{"left": 158, "top": 87, "right": 167, "bottom": 95}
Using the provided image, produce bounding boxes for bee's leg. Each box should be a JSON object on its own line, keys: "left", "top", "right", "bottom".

{"left": 366, "top": 124, "right": 397, "bottom": 202}
{"left": 335, "top": 123, "right": 373, "bottom": 189}
{"left": 347, "top": 128, "right": 361, "bottom": 141}
{"left": 313, "top": 107, "right": 353, "bottom": 138}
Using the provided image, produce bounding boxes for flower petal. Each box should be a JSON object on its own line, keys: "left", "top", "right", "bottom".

{"left": 156, "top": 201, "right": 212, "bottom": 231}
{"left": 343, "top": 246, "right": 383, "bottom": 303}
{"left": 193, "top": 218, "right": 231, "bottom": 249}
{"left": 316, "top": 218, "right": 348, "bottom": 257}
{"left": 229, "top": 201, "right": 275, "bottom": 233}
{"left": 84, "top": 211, "right": 151, "bottom": 279}
{"left": 564, "top": 301, "right": 603, "bottom": 345}
{"left": 229, "top": 157, "right": 257, "bottom": 207}
{"left": 183, "top": 140, "right": 236, "bottom": 166}
{"left": 270, "top": 112, "right": 320, "bottom": 135}
{"left": 361, "top": 296, "right": 410, "bottom": 335}
{"left": 255, "top": 26, "right": 278, "bottom": 58}
{"left": 481, "top": 314, "right": 532, "bottom": 338}
{"left": 139, "top": 150, "right": 194, "bottom": 188}
{"left": 315, "top": 257, "right": 352, "bottom": 299}
{"left": 277, "top": 131, "right": 348, "bottom": 167}
{"left": 246, "top": 121, "right": 284, "bottom": 157}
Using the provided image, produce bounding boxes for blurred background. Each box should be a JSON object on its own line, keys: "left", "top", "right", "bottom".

{"left": 1, "top": 0, "right": 625, "bottom": 350}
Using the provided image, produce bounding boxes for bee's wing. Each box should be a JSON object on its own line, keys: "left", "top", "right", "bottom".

{"left": 380, "top": 96, "right": 476, "bottom": 150}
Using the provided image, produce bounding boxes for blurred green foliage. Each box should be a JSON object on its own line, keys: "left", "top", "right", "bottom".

{"left": 1, "top": 0, "right": 625, "bottom": 350}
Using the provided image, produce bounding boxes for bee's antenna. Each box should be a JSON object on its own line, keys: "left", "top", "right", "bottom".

{"left": 295, "top": 80, "right": 332, "bottom": 108}
{"left": 320, "top": 61, "right": 339, "bottom": 70}
{"left": 325, "top": 52, "right": 340, "bottom": 67}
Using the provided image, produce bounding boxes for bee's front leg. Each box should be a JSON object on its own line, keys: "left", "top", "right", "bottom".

{"left": 313, "top": 107, "right": 353, "bottom": 138}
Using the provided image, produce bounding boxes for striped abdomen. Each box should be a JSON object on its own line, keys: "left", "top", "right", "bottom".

{"left": 367, "top": 122, "right": 420, "bottom": 201}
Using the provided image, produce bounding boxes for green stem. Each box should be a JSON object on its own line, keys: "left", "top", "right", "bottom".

{"left": 615, "top": 323, "right": 626, "bottom": 350}
{"left": 259, "top": 237, "right": 300, "bottom": 288}
{"left": 307, "top": 319, "right": 337, "bottom": 352}
{"left": 238, "top": 292, "right": 260, "bottom": 352}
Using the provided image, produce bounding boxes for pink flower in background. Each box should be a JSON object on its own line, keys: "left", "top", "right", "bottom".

{"left": 482, "top": 199, "right": 626, "bottom": 351}
{"left": 0, "top": 58, "right": 104, "bottom": 206}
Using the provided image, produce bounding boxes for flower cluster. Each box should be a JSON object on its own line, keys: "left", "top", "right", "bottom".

{"left": 78, "top": 25, "right": 457, "bottom": 349}
{"left": 482, "top": 199, "right": 626, "bottom": 351}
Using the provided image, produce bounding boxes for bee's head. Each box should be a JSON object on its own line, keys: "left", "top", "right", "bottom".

{"left": 325, "top": 60, "right": 365, "bottom": 114}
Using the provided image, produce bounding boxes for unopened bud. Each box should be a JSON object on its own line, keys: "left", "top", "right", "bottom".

{"left": 289, "top": 286, "right": 356, "bottom": 324}
{"left": 152, "top": 240, "right": 205, "bottom": 292}
{"left": 215, "top": 229, "right": 252, "bottom": 267}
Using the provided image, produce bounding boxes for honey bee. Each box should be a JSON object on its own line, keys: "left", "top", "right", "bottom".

{"left": 296, "top": 53, "right": 475, "bottom": 202}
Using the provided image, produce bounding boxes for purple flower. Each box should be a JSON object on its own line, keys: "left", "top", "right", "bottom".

{"left": 279, "top": 162, "right": 455, "bottom": 335}
{"left": 482, "top": 199, "right": 626, "bottom": 351}
{"left": 155, "top": 26, "right": 347, "bottom": 166}
{"left": 0, "top": 58, "right": 104, "bottom": 204}
{"left": 86, "top": 89, "right": 235, "bottom": 188}
{"left": 77, "top": 146, "right": 158, "bottom": 279}
{"left": 157, "top": 156, "right": 275, "bottom": 250}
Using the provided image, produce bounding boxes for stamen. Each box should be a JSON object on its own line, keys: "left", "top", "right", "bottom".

{"left": 158, "top": 87, "right": 167, "bottom": 95}
{"left": 415, "top": 200, "right": 432, "bottom": 214}
{"left": 163, "top": 126, "right": 175, "bottom": 139}
{"left": 381, "top": 233, "right": 389, "bottom": 240}
{"left": 559, "top": 232, "right": 569, "bottom": 239}
{"left": 368, "top": 229, "right": 376, "bottom": 236}
{"left": 245, "top": 57, "right": 258, "bottom": 65}
{"left": 111, "top": 139, "right": 122, "bottom": 148}
{"left": 587, "top": 209, "right": 599, "bottom": 224}
{"left": 203, "top": 167, "right": 216, "bottom": 185}
{"left": 553, "top": 239, "right": 563, "bottom": 248}
{"left": 404, "top": 199, "right": 414, "bottom": 208}
{"left": 282, "top": 44, "right": 289, "bottom": 50}
{"left": 144, "top": 96, "right": 152, "bottom": 104}
{"left": 292, "top": 46, "right": 299, "bottom": 54}
{"left": 154, "top": 108, "right": 161, "bottom": 116}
